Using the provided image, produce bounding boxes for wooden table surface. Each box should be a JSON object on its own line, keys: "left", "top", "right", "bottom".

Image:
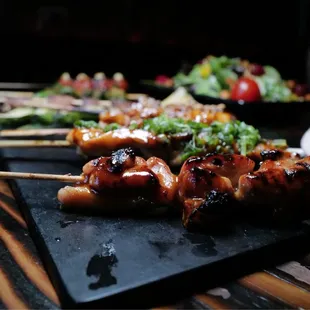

{"left": 1, "top": 178, "right": 310, "bottom": 309}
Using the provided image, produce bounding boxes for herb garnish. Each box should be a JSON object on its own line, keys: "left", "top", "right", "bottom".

{"left": 102, "top": 123, "right": 121, "bottom": 132}
{"left": 142, "top": 115, "right": 262, "bottom": 158}
{"left": 74, "top": 114, "right": 273, "bottom": 161}
{"left": 142, "top": 114, "right": 208, "bottom": 135}
{"left": 74, "top": 120, "right": 101, "bottom": 129}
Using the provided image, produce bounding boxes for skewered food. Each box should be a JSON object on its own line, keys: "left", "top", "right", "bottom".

{"left": 178, "top": 153, "right": 255, "bottom": 230}
{"left": 99, "top": 96, "right": 234, "bottom": 127}
{"left": 56, "top": 148, "right": 310, "bottom": 231}
{"left": 57, "top": 148, "right": 178, "bottom": 213}
{"left": 68, "top": 115, "right": 283, "bottom": 167}
{"left": 179, "top": 153, "right": 310, "bottom": 230}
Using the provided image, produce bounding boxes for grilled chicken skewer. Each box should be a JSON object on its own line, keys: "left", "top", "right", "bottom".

{"left": 178, "top": 153, "right": 255, "bottom": 230}
{"left": 99, "top": 98, "right": 234, "bottom": 127}
{"left": 179, "top": 151, "right": 310, "bottom": 230}
{"left": 0, "top": 116, "right": 289, "bottom": 170}
{"left": 58, "top": 147, "right": 178, "bottom": 214}
{"left": 1, "top": 147, "right": 309, "bottom": 230}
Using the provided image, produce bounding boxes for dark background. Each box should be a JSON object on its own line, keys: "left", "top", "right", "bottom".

{"left": 0, "top": 1, "right": 309, "bottom": 85}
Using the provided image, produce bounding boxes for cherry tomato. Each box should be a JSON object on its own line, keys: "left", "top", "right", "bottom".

{"left": 231, "top": 77, "right": 261, "bottom": 102}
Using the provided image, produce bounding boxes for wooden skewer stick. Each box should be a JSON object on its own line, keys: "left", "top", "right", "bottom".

{"left": 0, "top": 171, "right": 83, "bottom": 183}
{"left": 0, "top": 140, "right": 72, "bottom": 148}
{"left": 0, "top": 128, "right": 71, "bottom": 137}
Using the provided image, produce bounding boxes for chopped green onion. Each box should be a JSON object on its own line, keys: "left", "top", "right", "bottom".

{"left": 74, "top": 120, "right": 101, "bottom": 129}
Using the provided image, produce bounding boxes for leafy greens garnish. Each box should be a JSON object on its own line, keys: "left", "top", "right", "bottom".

{"left": 102, "top": 123, "right": 121, "bottom": 132}
{"left": 74, "top": 120, "right": 101, "bottom": 129}
{"left": 74, "top": 120, "right": 121, "bottom": 132}
{"left": 74, "top": 114, "right": 269, "bottom": 160}
{"left": 142, "top": 115, "right": 262, "bottom": 157}
{"left": 142, "top": 114, "right": 208, "bottom": 135}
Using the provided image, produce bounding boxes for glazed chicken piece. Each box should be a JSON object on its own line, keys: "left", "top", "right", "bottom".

{"left": 236, "top": 156, "right": 310, "bottom": 221}
{"left": 178, "top": 154, "right": 255, "bottom": 230}
{"left": 66, "top": 126, "right": 196, "bottom": 166}
{"left": 179, "top": 152, "right": 310, "bottom": 230}
{"left": 247, "top": 142, "right": 297, "bottom": 163}
{"left": 58, "top": 148, "right": 178, "bottom": 213}
{"left": 66, "top": 127, "right": 166, "bottom": 158}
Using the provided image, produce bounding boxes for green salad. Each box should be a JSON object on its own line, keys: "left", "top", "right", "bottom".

{"left": 154, "top": 55, "right": 310, "bottom": 102}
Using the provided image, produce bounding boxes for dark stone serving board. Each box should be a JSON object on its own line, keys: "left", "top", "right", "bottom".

{"left": 2, "top": 147, "right": 310, "bottom": 308}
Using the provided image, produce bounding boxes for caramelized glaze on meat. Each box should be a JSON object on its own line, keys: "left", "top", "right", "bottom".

{"left": 179, "top": 152, "right": 310, "bottom": 229}
{"left": 178, "top": 154, "right": 255, "bottom": 230}
{"left": 236, "top": 156, "right": 310, "bottom": 206}
{"left": 247, "top": 142, "right": 297, "bottom": 163}
{"left": 58, "top": 148, "right": 178, "bottom": 213}
{"left": 66, "top": 127, "right": 161, "bottom": 157}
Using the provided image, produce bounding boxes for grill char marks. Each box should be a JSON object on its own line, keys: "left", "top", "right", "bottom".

{"left": 59, "top": 145, "right": 310, "bottom": 230}
{"left": 107, "top": 147, "right": 136, "bottom": 173}
{"left": 186, "top": 191, "right": 235, "bottom": 231}
{"left": 260, "top": 149, "right": 283, "bottom": 161}
{"left": 179, "top": 154, "right": 255, "bottom": 230}
{"left": 247, "top": 142, "right": 300, "bottom": 163}
{"left": 236, "top": 156, "right": 310, "bottom": 222}
{"left": 296, "top": 161, "right": 310, "bottom": 171}
{"left": 58, "top": 148, "right": 179, "bottom": 214}
{"left": 180, "top": 153, "right": 310, "bottom": 230}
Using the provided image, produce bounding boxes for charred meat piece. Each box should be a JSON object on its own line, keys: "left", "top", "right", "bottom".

{"left": 247, "top": 142, "right": 296, "bottom": 163}
{"left": 236, "top": 156, "right": 310, "bottom": 221}
{"left": 178, "top": 154, "right": 255, "bottom": 230}
{"left": 57, "top": 148, "right": 178, "bottom": 213}
{"left": 178, "top": 153, "right": 310, "bottom": 230}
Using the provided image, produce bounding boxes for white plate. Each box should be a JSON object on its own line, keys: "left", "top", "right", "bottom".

{"left": 301, "top": 128, "right": 310, "bottom": 156}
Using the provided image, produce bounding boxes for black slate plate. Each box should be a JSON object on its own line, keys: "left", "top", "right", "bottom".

{"left": 2, "top": 147, "right": 310, "bottom": 308}
{"left": 139, "top": 82, "right": 310, "bottom": 128}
